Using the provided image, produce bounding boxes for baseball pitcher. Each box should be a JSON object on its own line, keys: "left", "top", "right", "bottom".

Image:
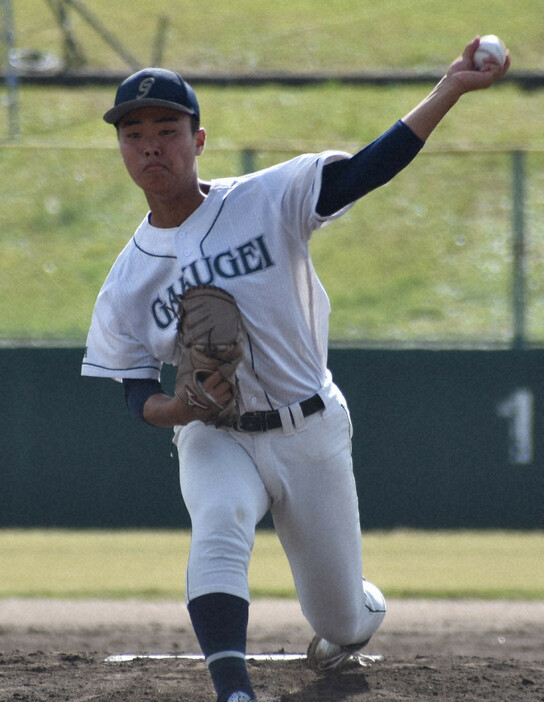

{"left": 82, "top": 38, "right": 509, "bottom": 702}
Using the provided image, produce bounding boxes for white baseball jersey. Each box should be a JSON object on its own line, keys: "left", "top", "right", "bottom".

{"left": 82, "top": 150, "right": 352, "bottom": 414}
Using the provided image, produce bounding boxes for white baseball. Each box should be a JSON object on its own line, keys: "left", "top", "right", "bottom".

{"left": 473, "top": 35, "right": 506, "bottom": 70}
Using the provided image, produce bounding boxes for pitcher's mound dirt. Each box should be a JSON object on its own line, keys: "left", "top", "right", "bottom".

{"left": 0, "top": 598, "right": 542, "bottom": 701}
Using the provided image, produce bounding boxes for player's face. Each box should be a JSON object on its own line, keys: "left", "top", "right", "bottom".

{"left": 117, "top": 107, "right": 206, "bottom": 196}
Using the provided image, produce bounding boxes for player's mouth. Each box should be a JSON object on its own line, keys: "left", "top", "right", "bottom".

{"left": 143, "top": 162, "right": 167, "bottom": 172}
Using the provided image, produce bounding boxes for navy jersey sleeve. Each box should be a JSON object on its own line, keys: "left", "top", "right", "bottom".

{"left": 316, "top": 120, "right": 424, "bottom": 217}
{"left": 123, "top": 377, "right": 166, "bottom": 422}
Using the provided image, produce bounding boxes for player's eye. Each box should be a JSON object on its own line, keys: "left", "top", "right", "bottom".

{"left": 121, "top": 130, "right": 141, "bottom": 139}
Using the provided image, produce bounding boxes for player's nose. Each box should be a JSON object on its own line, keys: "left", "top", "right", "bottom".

{"left": 142, "top": 137, "right": 161, "bottom": 156}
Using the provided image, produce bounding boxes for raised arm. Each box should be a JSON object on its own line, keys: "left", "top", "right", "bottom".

{"left": 317, "top": 37, "right": 510, "bottom": 217}
{"left": 402, "top": 36, "right": 510, "bottom": 141}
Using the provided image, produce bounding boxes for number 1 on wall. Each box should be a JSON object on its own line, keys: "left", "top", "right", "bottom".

{"left": 496, "top": 388, "right": 534, "bottom": 465}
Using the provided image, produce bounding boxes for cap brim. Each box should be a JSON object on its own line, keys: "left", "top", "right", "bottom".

{"left": 103, "top": 98, "right": 196, "bottom": 125}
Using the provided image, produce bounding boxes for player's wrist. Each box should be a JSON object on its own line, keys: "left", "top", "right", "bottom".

{"left": 433, "top": 74, "right": 466, "bottom": 103}
{"left": 142, "top": 392, "right": 190, "bottom": 427}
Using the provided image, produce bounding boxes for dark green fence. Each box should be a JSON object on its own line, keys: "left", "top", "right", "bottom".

{"left": 1, "top": 347, "right": 542, "bottom": 529}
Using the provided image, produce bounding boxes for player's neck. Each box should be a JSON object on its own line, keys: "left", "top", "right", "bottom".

{"left": 146, "top": 186, "right": 207, "bottom": 229}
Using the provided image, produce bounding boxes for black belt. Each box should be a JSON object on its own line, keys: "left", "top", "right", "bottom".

{"left": 235, "top": 394, "right": 325, "bottom": 432}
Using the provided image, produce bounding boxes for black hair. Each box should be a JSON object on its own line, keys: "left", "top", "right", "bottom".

{"left": 189, "top": 114, "right": 201, "bottom": 134}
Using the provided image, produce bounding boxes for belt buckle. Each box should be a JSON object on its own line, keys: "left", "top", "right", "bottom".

{"left": 239, "top": 413, "right": 265, "bottom": 432}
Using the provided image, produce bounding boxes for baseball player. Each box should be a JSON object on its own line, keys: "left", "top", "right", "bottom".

{"left": 82, "top": 38, "right": 509, "bottom": 702}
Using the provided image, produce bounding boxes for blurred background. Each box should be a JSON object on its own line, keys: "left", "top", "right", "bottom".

{"left": 1, "top": 1, "right": 543, "bottom": 536}
{"left": 2, "top": 0, "right": 544, "bottom": 346}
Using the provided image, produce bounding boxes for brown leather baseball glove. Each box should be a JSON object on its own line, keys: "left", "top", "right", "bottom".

{"left": 173, "top": 285, "right": 244, "bottom": 427}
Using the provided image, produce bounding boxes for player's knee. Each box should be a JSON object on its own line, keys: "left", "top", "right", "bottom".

{"left": 192, "top": 498, "right": 256, "bottom": 531}
{"left": 189, "top": 500, "right": 258, "bottom": 565}
{"left": 314, "top": 606, "right": 386, "bottom": 647}
{"left": 307, "top": 580, "right": 387, "bottom": 646}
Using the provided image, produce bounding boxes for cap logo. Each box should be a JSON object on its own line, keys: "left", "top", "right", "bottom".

{"left": 137, "top": 77, "right": 155, "bottom": 99}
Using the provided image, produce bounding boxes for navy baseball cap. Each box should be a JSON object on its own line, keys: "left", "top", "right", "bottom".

{"left": 103, "top": 68, "right": 200, "bottom": 125}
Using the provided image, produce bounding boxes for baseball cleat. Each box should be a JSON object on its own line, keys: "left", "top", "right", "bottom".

{"left": 306, "top": 634, "right": 371, "bottom": 672}
{"left": 225, "top": 692, "right": 256, "bottom": 702}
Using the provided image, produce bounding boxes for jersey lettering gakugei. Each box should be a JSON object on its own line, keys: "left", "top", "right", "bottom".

{"left": 82, "top": 151, "right": 352, "bottom": 413}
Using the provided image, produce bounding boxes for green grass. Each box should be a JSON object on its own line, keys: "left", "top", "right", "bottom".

{"left": 11, "top": 0, "right": 544, "bottom": 73}
{"left": 3, "top": 86, "right": 544, "bottom": 345}
{"left": 1, "top": 529, "right": 543, "bottom": 600}
{"left": 3, "top": 1, "right": 544, "bottom": 345}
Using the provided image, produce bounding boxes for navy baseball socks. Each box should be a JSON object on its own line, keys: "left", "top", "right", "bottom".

{"left": 188, "top": 593, "right": 256, "bottom": 702}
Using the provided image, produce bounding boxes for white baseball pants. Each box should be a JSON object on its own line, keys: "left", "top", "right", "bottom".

{"left": 173, "top": 382, "right": 386, "bottom": 646}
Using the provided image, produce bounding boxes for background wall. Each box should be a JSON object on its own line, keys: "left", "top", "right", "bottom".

{"left": 1, "top": 347, "right": 542, "bottom": 529}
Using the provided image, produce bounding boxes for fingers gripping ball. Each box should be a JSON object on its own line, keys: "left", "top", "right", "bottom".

{"left": 473, "top": 35, "right": 506, "bottom": 70}
{"left": 174, "top": 285, "right": 244, "bottom": 427}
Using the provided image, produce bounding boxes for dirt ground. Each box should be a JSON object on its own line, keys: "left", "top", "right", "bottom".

{"left": 0, "top": 598, "right": 543, "bottom": 701}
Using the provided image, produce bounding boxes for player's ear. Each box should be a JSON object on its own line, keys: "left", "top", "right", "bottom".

{"left": 195, "top": 127, "right": 206, "bottom": 155}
